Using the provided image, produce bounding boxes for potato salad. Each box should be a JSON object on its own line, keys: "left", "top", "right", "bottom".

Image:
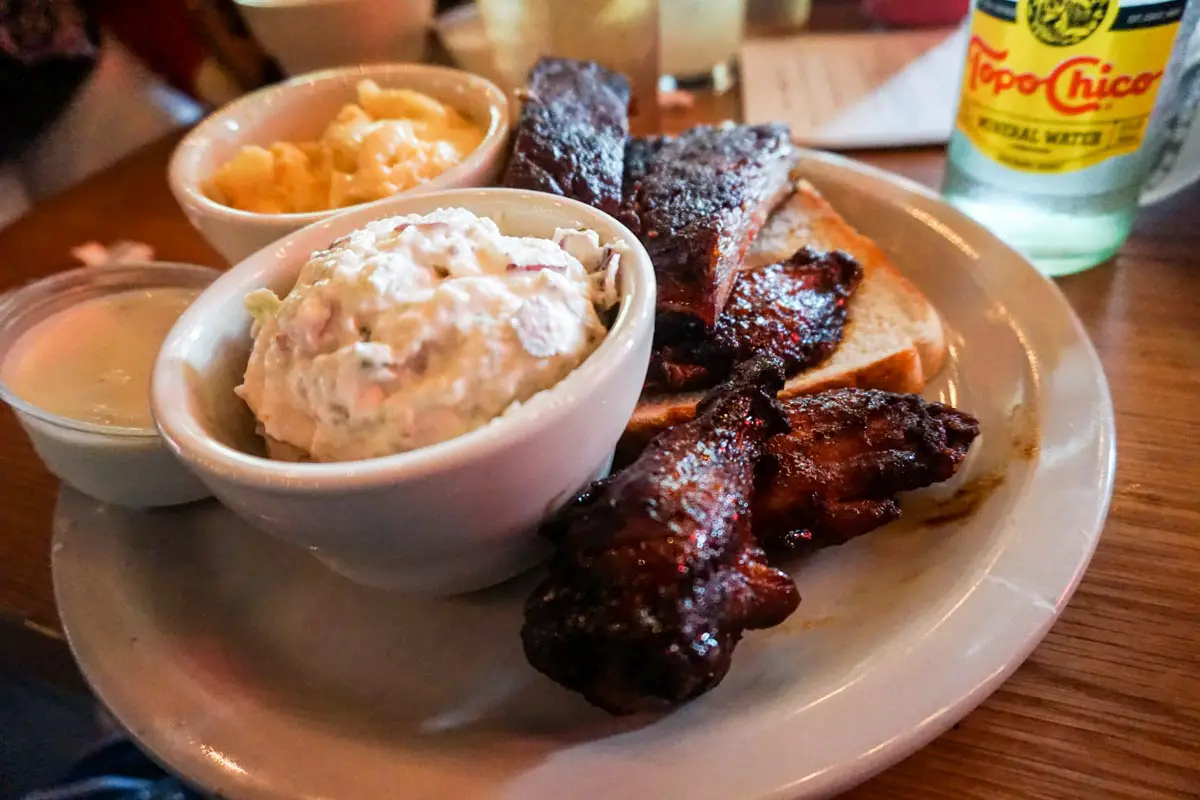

{"left": 236, "top": 208, "right": 621, "bottom": 462}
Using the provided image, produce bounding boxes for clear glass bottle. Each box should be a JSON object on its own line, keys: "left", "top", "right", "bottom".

{"left": 941, "top": 0, "right": 1200, "bottom": 276}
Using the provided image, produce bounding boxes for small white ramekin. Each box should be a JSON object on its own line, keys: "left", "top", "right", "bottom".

{"left": 0, "top": 263, "right": 219, "bottom": 508}
{"left": 233, "top": 0, "right": 436, "bottom": 77}
{"left": 169, "top": 62, "right": 511, "bottom": 264}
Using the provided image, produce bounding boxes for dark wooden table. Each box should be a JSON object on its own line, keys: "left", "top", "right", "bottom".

{"left": 3, "top": 130, "right": 1198, "bottom": 800}
{"left": 3, "top": 6, "right": 1200, "bottom": 798}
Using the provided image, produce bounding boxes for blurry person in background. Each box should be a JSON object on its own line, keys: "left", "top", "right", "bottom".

{"left": 0, "top": 0, "right": 280, "bottom": 229}
{"left": 0, "top": 0, "right": 99, "bottom": 226}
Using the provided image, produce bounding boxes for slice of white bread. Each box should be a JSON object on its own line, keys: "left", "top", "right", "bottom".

{"left": 621, "top": 179, "right": 948, "bottom": 454}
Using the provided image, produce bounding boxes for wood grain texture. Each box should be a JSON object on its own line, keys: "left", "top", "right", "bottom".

{"left": 1, "top": 15, "right": 1198, "bottom": 799}
{"left": 841, "top": 159, "right": 1200, "bottom": 800}
{"left": 0, "top": 134, "right": 226, "bottom": 634}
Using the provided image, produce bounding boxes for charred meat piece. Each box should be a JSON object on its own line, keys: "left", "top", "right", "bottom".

{"left": 622, "top": 124, "right": 796, "bottom": 331}
{"left": 754, "top": 389, "right": 980, "bottom": 555}
{"left": 523, "top": 356, "right": 799, "bottom": 715}
{"left": 647, "top": 247, "right": 863, "bottom": 393}
{"left": 621, "top": 135, "right": 665, "bottom": 200}
{"left": 502, "top": 58, "right": 631, "bottom": 216}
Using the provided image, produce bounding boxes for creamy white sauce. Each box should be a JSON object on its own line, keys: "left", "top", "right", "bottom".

{"left": 237, "top": 208, "right": 621, "bottom": 462}
{"left": 1, "top": 287, "right": 198, "bottom": 428}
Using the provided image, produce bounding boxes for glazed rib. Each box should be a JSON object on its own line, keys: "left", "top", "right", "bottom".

{"left": 502, "top": 57, "right": 631, "bottom": 216}
{"left": 647, "top": 247, "right": 863, "bottom": 393}
{"left": 523, "top": 356, "right": 799, "bottom": 715}
{"left": 754, "top": 389, "right": 980, "bottom": 555}
{"left": 622, "top": 124, "right": 796, "bottom": 332}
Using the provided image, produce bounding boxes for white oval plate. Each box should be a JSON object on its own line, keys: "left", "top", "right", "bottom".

{"left": 52, "top": 152, "right": 1115, "bottom": 800}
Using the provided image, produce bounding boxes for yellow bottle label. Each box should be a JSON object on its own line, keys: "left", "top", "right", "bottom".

{"left": 956, "top": 0, "right": 1187, "bottom": 173}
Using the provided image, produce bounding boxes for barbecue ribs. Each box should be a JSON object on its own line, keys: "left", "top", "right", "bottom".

{"left": 621, "top": 135, "right": 664, "bottom": 199}
{"left": 647, "top": 247, "right": 863, "bottom": 393}
{"left": 621, "top": 125, "right": 796, "bottom": 333}
{"left": 523, "top": 356, "right": 800, "bottom": 715}
{"left": 754, "top": 389, "right": 980, "bottom": 555}
{"left": 502, "top": 58, "right": 631, "bottom": 216}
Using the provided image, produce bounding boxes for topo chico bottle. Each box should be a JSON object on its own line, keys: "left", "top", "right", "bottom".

{"left": 942, "top": 0, "right": 1199, "bottom": 276}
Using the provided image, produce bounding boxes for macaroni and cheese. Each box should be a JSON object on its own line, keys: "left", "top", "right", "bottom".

{"left": 205, "top": 81, "right": 487, "bottom": 214}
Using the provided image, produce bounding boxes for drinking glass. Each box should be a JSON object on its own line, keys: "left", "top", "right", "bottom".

{"left": 660, "top": 0, "right": 747, "bottom": 93}
{"left": 747, "top": 0, "right": 811, "bottom": 32}
{"left": 477, "top": 0, "right": 661, "bottom": 133}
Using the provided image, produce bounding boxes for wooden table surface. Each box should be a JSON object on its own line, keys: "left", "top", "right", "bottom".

{"left": 3, "top": 13, "right": 1200, "bottom": 800}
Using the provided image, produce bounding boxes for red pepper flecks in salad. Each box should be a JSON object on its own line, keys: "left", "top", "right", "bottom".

{"left": 236, "top": 208, "right": 622, "bottom": 462}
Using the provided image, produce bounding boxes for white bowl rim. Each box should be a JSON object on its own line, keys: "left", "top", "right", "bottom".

{"left": 152, "top": 187, "right": 657, "bottom": 490}
{"left": 168, "top": 62, "right": 511, "bottom": 228}
{"left": 0, "top": 262, "right": 222, "bottom": 440}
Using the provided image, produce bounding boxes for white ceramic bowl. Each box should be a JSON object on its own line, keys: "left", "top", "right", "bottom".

{"left": 151, "top": 188, "right": 656, "bottom": 595}
{"left": 233, "top": 0, "right": 435, "bottom": 77}
{"left": 169, "top": 63, "right": 511, "bottom": 265}
{"left": 0, "top": 263, "right": 219, "bottom": 508}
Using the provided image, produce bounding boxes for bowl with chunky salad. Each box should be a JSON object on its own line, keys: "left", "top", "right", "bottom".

{"left": 151, "top": 188, "right": 655, "bottom": 594}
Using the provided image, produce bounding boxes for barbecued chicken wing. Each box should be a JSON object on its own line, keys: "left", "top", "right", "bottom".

{"left": 646, "top": 247, "right": 863, "bottom": 393}
{"left": 754, "top": 389, "right": 980, "bottom": 555}
{"left": 523, "top": 356, "right": 799, "bottom": 715}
